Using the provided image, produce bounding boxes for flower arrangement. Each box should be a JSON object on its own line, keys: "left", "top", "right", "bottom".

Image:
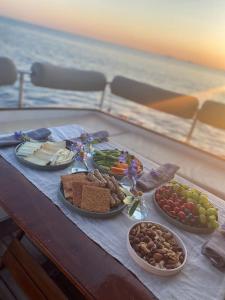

{"left": 14, "top": 131, "right": 30, "bottom": 142}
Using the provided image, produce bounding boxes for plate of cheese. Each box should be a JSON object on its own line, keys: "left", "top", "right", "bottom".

{"left": 15, "top": 141, "right": 75, "bottom": 170}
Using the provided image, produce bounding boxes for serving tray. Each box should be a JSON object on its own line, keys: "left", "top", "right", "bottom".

{"left": 15, "top": 143, "right": 75, "bottom": 171}
{"left": 58, "top": 171, "right": 127, "bottom": 219}
{"left": 127, "top": 221, "right": 187, "bottom": 276}
{"left": 153, "top": 193, "right": 214, "bottom": 234}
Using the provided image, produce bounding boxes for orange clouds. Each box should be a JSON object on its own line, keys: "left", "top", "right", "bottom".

{"left": 1, "top": 0, "right": 225, "bottom": 70}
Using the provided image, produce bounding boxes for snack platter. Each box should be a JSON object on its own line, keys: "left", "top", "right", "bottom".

{"left": 11, "top": 135, "right": 222, "bottom": 279}
{"left": 92, "top": 149, "right": 143, "bottom": 179}
{"left": 128, "top": 221, "right": 187, "bottom": 276}
{"left": 153, "top": 181, "right": 219, "bottom": 234}
{"left": 59, "top": 170, "right": 128, "bottom": 218}
{"left": 15, "top": 141, "right": 75, "bottom": 170}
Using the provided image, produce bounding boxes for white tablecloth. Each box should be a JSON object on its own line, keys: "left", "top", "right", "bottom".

{"left": 0, "top": 124, "right": 225, "bottom": 300}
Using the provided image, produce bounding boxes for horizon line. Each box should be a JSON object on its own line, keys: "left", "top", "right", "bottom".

{"left": 1, "top": 14, "right": 225, "bottom": 74}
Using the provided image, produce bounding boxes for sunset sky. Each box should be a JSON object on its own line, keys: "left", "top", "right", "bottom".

{"left": 1, "top": 0, "right": 225, "bottom": 70}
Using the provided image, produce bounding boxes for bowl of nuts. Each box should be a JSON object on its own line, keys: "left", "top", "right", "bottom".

{"left": 128, "top": 221, "right": 187, "bottom": 276}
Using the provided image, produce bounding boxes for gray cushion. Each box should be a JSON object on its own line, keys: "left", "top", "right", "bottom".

{"left": 111, "top": 76, "right": 199, "bottom": 119}
{"left": 197, "top": 100, "right": 225, "bottom": 130}
{"left": 0, "top": 57, "right": 17, "bottom": 86}
{"left": 31, "top": 62, "right": 107, "bottom": 91}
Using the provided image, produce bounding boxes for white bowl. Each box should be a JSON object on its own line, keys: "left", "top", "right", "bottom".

{"left": 127, "top": 221, "right": 187, "bottom": 276}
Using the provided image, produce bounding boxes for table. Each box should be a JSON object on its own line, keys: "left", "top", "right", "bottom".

{"left": 0, "top": 124, "right": 225, "bottom": 300}
{"left": 0, "top": 156, "right": 156, "bottom": 300}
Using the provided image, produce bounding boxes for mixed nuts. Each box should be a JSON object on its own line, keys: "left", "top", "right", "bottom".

{"left": 129, "top": 222, "right": 185, "bottom": 270}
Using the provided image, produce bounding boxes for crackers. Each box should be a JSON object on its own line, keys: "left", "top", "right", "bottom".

{"left": 61, "top": 171, "right": 125, "bottom": 213}
{"left": 61, "top": 173, "right": 87, "bottom": 201}
{"left": 80, "top": 186, "right": 110, "bottom": 213}
{"left": 71, "top": 180, "right": 99, "bottom": 206}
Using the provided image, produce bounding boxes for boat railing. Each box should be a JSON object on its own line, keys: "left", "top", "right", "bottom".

{"left": 1, "top": 57, "right": 225, "bottom": 142}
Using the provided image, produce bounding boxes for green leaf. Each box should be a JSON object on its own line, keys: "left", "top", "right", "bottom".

{"left": 129, "top": 199, "right": 140, "bottom": 216}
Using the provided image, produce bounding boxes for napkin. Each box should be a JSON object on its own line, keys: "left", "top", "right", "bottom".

{"left": 136, "top": 163, "right": 179, "bottom": 192}
{"left": 202, "top": 230, "right": 225, "bottom": 271}
{"left": 67, "top": 130, "right": 109, "bottom": 145}
{"left": 0, "top": 128, "right": 51, "bottom": 148}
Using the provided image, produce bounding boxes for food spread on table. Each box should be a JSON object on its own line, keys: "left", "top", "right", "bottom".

{"left": 16, "top": 141, "right": 75, "bottom": 166}
{"left": 128, "top": 222, "right": 186, "bottom": 271}
{"left": 61, "top": 169, "right": 127, "bottom": 212}
{"left": 9, "top": 127, "right": 224, "bottom": 277}
{"left": 154, "top": 180, "right": 219, "bottom": 232}
{"left": 92, "top": 149, "right": 143, "bottom": 177}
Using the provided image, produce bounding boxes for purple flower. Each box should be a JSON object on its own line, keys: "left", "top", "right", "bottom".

{"left": 119, "top": 152, "right": 126, "bottom": 163}
{"left": 86, "top": 135, "right": 94, "bottom": 144}
{"left": 126, "top": 159, "right": 138, "bottom": 179}
{"left": 70, "top": 141, "right": 83, "bottom": 153}
{"left": 14, "top": 131, "right": 23, "bottom": 140}
{"left": 14, "top": 131, "right": 30, "bottom": 142}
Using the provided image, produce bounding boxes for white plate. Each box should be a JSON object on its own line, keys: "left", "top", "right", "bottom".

{"left": 127, "top": 221, "right": 187, "bottom": 276}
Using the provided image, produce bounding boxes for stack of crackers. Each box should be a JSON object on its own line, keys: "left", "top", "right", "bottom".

{"left": 61, "top": 172, "right": 111, "bottom": 213}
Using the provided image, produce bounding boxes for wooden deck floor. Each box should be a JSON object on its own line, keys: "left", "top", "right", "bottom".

{"left": 0, "top": 220, "right": 85, "bottom": 300}
{"left": 0, "top": 235, "right": 28, "bottom": 300}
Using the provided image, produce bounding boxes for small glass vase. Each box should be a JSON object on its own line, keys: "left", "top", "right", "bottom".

{"left": 126, "top": 195, "right": 148, "bottom": 221}
{"left": 84, "top": 143, "right": 94, "bottom": 158}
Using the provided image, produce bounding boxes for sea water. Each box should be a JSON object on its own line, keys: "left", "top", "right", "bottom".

{"left": 0, "top": 16, "right": 225, "bottom": 157}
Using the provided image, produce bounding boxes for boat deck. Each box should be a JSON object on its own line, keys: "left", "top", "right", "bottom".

{"left": 1, "top": 108, "right": 224, "bottom": 199}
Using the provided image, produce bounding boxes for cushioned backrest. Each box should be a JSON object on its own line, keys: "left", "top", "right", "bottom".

{"left": 197, "top": 100, "right": 225, "bottom": 130}
{"left": 0, "top": 57, "right": 17, "bottom": 86}
{"left": 110, "top": 76, "right": 199, "bottom": 119}
{"left": 31, "top": 62, "right": 107, "bottom": 91}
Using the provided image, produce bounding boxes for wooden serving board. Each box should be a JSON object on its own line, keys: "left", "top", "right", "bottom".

{"left": 153, "top": 193, "right": 214, "bottom": 234}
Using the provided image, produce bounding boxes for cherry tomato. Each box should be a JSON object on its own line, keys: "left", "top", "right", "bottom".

{"left": 178, "top": 211, "right": 186, "bottom": 220}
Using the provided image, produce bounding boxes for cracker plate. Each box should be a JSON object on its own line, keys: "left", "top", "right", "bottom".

{"left": 59, "top": 171, "right": 128, "bottom": 218}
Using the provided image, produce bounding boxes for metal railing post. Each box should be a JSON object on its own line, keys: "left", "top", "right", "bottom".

{"left": 186, "top": 110, "right": 199, "bottom": 143}
{"left": 99, "top": 82, "right": 111, "bottom": 110}
{"left": 18, "top": 71, "right": 25, "bottom": 108}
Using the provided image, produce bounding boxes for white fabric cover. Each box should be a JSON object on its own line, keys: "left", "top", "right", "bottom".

{"left": 31, "top": 62, "right": 107, "bottom": 91}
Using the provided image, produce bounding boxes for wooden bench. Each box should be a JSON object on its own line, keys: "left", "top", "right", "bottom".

{"left": 2, "top": 238, "right": 67, "bottom": 300}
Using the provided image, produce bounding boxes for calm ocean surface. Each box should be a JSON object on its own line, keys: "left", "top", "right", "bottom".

{"left": 0, "top": 16, "right": 225, "bottom": 157}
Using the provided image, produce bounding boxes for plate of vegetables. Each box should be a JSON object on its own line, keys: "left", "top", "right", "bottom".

{"left": 153, "top": 180, "right": 219, "bottom": 234}
{"left": 92, "top": 149, "right": 143, "bottom": 178}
